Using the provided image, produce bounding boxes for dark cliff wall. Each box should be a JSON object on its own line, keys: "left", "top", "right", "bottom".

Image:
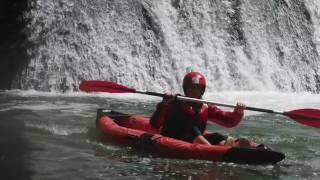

{"left": 0, "top": 0, "right": 30, "bottom": 89}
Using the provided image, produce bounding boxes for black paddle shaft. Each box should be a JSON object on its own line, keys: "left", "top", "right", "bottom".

{"left": 136, "top": 91, "right": 283, "bottom": 115}
{"left": 136, "top": 91, "right": 166, "bottom": 98}
{"left": 177, "top": 96, "right": 283, "bottom": 114}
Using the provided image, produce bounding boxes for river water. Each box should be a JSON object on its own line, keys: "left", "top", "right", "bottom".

{"left": 0, "top": 90, "right": 319, "bottom": 180}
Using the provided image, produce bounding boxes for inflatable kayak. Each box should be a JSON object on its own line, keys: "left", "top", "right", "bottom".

{"left": 96, "top": 109, "right": 285, "bottom": 164}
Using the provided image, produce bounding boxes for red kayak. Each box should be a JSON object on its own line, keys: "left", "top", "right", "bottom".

{"left": 96, "top": 109, "right": 285, "bottom": 164}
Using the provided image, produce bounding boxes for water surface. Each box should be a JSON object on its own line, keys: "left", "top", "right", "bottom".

{"left": 0, "top": 90, "right": 319, "bottom": 179}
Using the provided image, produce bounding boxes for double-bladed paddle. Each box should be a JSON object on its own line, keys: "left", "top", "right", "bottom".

{"left": 79, "top": 80, "right": 320, "bottom": 128}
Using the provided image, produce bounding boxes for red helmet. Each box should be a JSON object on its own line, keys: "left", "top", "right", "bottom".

{"left": 182, "top": 71, "right": 206, "bottom": 95}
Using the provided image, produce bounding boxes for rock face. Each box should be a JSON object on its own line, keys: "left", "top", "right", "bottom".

{"left": 1, "top": 0, "right": 320, "bottom": 93}
{"left": 0, "top": 0, "right": 30, "bottom": 89}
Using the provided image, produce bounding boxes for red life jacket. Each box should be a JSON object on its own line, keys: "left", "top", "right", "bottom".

{"left": 150, "top": 100, "right": 243, "bottom": 142}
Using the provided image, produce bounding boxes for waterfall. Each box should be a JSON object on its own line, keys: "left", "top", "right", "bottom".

{"left": 7, "top": 0, "right": 320, "bottom": 93}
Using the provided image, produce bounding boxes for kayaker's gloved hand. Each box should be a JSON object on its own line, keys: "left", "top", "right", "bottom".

{"left": 233, "top": 102, "right": 246, "bottom": 114}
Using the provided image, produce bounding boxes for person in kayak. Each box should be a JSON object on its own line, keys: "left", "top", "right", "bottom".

{"left": 150, "top": 71, "right": 250, "bottom": 147}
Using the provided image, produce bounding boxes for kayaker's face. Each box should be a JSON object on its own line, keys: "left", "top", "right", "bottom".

{"left": 185, "top": 85, "right": 203, "bottom": 98}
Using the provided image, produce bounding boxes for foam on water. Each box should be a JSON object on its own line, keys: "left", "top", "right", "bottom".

{"left": 2, "top": 89, "right": 319, "bottom": 117}
{"left": 25, "top": 122, "right": 88, "bottom": 136}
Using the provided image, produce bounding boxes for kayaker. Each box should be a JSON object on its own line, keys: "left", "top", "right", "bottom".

{"left": 150, "top": 71, "right": 250, "bottom": 147}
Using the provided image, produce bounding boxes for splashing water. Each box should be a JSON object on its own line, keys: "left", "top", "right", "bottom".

{"left": 7, "top": 0, "right": 319, "bottom": 93}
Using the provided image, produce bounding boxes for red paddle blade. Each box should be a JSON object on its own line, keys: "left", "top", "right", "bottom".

{"left": 79, "top": 81, "right": 136, "bottom": 93}
{"left": 284, "top": 109, "right": 320, "bottom": 128}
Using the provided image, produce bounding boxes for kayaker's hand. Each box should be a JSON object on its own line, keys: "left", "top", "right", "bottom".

{"left": 234, "top": 102, "right": 246, "bottom": 114}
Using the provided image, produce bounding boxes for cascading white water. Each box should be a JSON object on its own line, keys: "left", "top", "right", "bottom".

{"left": 14, "top": 0, "right": 320, "bottom": 93}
